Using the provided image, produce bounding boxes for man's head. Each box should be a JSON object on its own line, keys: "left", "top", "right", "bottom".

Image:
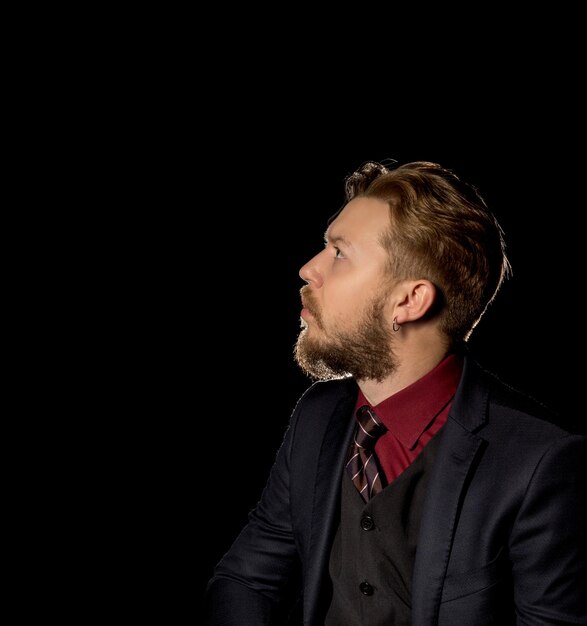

{"left": 294, "top": 160, "right": 510, "bottom": 382}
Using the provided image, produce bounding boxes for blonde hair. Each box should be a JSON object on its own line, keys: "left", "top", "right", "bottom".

{"left": 345, "top": 161, "right": 511, "bottom": 341}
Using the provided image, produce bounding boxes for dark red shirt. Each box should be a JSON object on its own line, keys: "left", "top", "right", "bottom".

{"left": 355, "top": 353, "right": 463, "bottom": 484}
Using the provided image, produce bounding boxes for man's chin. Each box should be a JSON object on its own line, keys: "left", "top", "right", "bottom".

{"left": 294, "top": 336, "right": 348, "bottom": 381}
{"left": 296, "top": 328, "right": 325, "bottom": 352}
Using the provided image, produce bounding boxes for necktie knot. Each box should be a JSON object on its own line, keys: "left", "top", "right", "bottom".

{"left": 346, "top": 405, "right": 388, "bottom": 502}
{"left": 354, "top": 405, "right": 387, "bottom": 449}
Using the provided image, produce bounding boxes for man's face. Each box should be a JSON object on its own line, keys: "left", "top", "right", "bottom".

{"left": 295, "top": 196, "right": 398, "bottom": 381}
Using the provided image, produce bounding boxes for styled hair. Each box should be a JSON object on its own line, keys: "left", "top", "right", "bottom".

{"left": 344, "top": 160, "right": 510, "bottom": 342}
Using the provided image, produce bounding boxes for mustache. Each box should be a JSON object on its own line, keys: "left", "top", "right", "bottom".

{"left": 300, "top": 286, "right": 320, "bottom": 317}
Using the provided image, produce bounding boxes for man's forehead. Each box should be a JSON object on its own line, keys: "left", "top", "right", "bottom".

{"left": 325, "top": 203, "right": 352, "bottom": 238}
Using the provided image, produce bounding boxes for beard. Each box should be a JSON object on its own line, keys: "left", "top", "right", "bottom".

{"left": 294, "top": 287, "right": 397, "bottom": 382}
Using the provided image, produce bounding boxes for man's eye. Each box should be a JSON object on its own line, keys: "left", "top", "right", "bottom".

{"left": 334, "top": 247, "right": 345, "bottom": 259}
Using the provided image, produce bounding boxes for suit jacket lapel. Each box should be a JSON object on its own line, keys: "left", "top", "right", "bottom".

{"left": 412, "top": 356, "right": 490, "bottom": 625}
{"left": 304, "top": 380, "right": 357, "bottom": 624}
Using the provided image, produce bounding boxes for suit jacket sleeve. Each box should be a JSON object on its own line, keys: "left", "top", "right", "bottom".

{"left": 510, "top": 433, "right": 587, "bottom": 624}
{"left": 205, "top": 397, "right": 305, "bottom": 625}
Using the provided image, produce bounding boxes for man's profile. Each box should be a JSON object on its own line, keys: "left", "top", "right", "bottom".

{"left": 205, "top": 160, "right": 586, "bottom": 625}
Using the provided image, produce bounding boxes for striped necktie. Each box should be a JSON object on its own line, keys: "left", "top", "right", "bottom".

{"left": 346, "top": 405, "right": 387, "bottom": 502}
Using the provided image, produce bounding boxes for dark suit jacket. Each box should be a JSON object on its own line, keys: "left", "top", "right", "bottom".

{"left": 206, "top": 357, "right": 586, "bottom": 625}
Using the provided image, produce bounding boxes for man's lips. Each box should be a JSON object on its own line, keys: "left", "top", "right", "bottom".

{"left": 301, "top": 301, "right": 315, "bottom": 319}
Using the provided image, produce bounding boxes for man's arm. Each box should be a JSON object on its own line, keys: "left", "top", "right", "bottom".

{"left": 509, "top": 434, "right": 586, "bottom": 624}
{"left": 205, "top": 407, "right": 303, "bottom": 626}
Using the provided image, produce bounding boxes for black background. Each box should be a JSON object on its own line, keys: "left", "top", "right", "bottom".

{"left": 192, "top": 126, "right": 582, "bottom": 604}
{"left": 33, "top": 19, "right": 585, "bottom": 622}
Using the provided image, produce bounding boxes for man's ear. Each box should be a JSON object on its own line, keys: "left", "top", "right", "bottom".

{"left": 392, "top": 279, "right": 437, "bottom": 326}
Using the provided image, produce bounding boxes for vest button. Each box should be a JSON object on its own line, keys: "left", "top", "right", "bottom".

{"left": 361, "top": 515, "right": 375, "bottom": 531}
{"left": 359, "top": 581, "right": 374, "bottom": 596}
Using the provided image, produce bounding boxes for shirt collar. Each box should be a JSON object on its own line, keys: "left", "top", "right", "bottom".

{"left": 356, "top": 353, "right": 463, "bottom": 450}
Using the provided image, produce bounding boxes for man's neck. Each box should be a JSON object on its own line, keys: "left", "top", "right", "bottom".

{"left": 358, "top": 344, "right": 451, "bottom": 406}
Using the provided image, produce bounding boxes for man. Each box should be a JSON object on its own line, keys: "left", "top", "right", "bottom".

{"left": 206, "top": 161, "right": 586, "bottom": 625}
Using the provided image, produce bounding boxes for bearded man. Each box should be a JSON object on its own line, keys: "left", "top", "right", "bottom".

{"left": 205, "top": 161, "right": 586, "bottom": 625}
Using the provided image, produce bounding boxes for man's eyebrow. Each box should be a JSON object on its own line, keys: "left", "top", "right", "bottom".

{"left": 323, "top": 230, "right": 353, "bottom": 248}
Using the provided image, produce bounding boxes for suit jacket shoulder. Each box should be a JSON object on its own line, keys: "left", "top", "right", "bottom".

{"left": 455, "top": 356, "right": 576, "bottom": 439}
